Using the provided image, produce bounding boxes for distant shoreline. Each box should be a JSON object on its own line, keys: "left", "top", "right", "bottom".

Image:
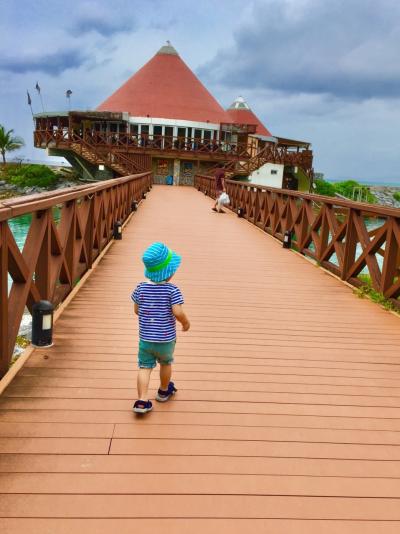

{"left": 327, "top": 179, "right": 400, "bottom": 188}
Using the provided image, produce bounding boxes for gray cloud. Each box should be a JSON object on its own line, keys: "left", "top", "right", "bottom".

{"left": 69, "top": 2, "right": 135, "bottom": 36}
{"left": 199, "top": 0, "right": 400, "bottom": 99}
{"left": 70, "top": 16, "right": 134, "bottom": 36}
{"left": 0, "top": 49, "right": 88, "bottom": 75}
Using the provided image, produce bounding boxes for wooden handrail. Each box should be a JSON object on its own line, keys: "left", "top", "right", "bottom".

{"left": 0, "top": 172, "right": 152, "bottom": 376}
{"left": 195, "top": 174, "right": 400, "bottom": 307}
{"left": 34, "top": 128, "right": 255, "bottom": 160}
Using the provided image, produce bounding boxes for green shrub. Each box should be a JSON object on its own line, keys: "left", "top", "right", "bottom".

{"left": 334, "top": 180, "right": 376, "bottom": 203}
{"left": 7, "top": 164, "right": 58, "bottom": 188}
{"left": 314, "top": 178, "right": 336, "bottom": 197}
{"left": 393, "top": 192, "right": 400, "bottom": 202}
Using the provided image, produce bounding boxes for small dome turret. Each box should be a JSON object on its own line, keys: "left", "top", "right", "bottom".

{"left": 228, "top": 96, "right": 251, "bottom": 111}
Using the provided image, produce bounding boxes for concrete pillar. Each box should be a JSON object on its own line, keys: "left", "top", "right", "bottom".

{"left": 173, "top": 159, "right": 180, "bottom": 186}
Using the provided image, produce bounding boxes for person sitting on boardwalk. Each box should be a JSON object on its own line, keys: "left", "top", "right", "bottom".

{"left": 131, "top": 242, "right": 191, "bottom": 414}
{"left": 212, "top": 163, "right": 226, "bottom": 213}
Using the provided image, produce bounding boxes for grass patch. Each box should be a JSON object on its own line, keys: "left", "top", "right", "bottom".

{"left": 10, "top": 335, "right": 31, "bottom": 366}
{"left": 15, "top": 335, "right": 30, "bottom": 348}
{"left": 355, "top": 274, "right": 399, "bottom": 314}
{"left": 0, "top": 190, "right": 18, "bottom": 200}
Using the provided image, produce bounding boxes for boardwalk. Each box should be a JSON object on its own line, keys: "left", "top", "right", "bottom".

{"left": 1, "top": 185, "right": 400, "bottom": 533}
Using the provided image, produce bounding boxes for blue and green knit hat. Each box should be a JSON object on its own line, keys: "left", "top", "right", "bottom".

{"left": 142, "top": 242, "right": 181, "bottom": 283}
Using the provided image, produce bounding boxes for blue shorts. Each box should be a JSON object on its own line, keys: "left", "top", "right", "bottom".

{"left": 138, "top": 339, "right": 176, "bottom": 369}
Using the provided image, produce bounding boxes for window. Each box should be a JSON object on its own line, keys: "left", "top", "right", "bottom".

{"left": 271, "top": 170, "right": 278, "bottom": 175}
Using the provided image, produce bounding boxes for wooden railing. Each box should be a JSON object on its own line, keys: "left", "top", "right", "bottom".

{"left": 0, "top": 172, "right": 152, "bottom": 376}
{"left": 195, "top": 174, "right": 400, "bottom": 308}
{"left": 245, "top": 143, "right": 313, "bottom": 176}
{"left": 34, "top": 129, "right": 256, "bottom": 160}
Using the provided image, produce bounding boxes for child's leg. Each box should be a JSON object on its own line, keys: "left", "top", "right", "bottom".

{"left": 137, "top": 368, "right": 153, "bottom": 400}
{"left": 159, "top": 364, "right": 172, "bottom": 391}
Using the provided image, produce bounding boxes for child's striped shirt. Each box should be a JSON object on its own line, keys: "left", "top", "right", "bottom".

{"left": 131, "top": 282, "right": 184, "bottom": 342}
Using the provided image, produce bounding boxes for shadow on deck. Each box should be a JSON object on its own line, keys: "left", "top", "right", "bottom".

{"left": 1, "top": 185, "right": 400, "bottom": 533}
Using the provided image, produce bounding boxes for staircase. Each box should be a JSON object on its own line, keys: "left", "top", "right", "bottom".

{"left": 70, "top": 135, "right": 151, "bottom": 176}
{"left": 207, "top": 142, "right": 313, "bottom": 180}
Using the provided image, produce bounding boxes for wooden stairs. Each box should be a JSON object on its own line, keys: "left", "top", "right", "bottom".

{"left": 207, "top": 143, "right": 313, "bottom": 181}
{"left": 70, "top": 137, "right": 151, "bottom": 177}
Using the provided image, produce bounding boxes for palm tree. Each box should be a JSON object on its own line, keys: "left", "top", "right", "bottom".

{"left": 0, "top": 125, "right": 25, "bottom": 165}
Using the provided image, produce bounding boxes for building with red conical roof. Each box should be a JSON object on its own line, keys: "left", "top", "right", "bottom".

{"left": 33, "top": 43, "right": 313, "bottom": 190}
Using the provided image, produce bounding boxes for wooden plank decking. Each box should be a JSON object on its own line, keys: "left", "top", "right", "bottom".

{"left": 1, "top": 185, "right": 400, "bottom": 533}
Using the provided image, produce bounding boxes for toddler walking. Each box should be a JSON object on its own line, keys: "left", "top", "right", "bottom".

{"left": 131, "top": 242, "right": 190, "bottom": 414}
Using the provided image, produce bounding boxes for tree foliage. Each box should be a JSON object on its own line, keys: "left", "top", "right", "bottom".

{"left": 7, "top": 164, "right": 58, "bottom": 188}
{"left": 313, "top": 178, "right": 376, "bottom": 203}
{"left": 0, "top": 125, "right": 24, "bottom": 164}
{"left": 313, "top": 178, "right": 336, "bottom": 197}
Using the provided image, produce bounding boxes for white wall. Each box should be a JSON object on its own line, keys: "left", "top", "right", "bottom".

{"left": 129, "top": 116, "right": 219, "bottom": 131}
{"left": 248, "top": 163, "right": 284, "bottom": 188}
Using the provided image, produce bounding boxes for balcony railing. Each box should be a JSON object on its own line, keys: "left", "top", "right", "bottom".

{"left": 34, "top": 128, "right": 257, "bottom": 159}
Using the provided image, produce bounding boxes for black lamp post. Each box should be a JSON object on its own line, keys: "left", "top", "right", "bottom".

{"left": 32, "top": 300, "right": 54, "bottom": 347}
{"left": 113, "top": 220, "right": 122, "bottom": 239}
{"left": 283, "top": 230, "right": 292, "bottom": 248}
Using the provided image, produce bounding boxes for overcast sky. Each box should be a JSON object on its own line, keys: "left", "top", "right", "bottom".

{"left": 1, "top": 0, "right": 399, "bottom": 182}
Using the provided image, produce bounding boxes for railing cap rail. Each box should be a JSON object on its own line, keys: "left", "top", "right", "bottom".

{"left": 0, "top": 172, "right": 151, "bottom": 222}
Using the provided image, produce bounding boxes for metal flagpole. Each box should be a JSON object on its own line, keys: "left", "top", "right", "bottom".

{"left": 35, "top": 82, "right": 44, "bottom": 112}
{"left": 27, "top": 91, "right": 34, "bottom": 123}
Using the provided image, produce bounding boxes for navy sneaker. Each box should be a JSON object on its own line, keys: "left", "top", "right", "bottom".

{"left": 155, "top": 382, "right": 177, "bottom": 402}
{"left": 133, "top": 399, "right": 153, "bottom": 414}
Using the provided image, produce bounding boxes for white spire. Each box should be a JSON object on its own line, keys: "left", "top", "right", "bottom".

{"left": 228, "top": 96, "right": 251, "bottom": 110}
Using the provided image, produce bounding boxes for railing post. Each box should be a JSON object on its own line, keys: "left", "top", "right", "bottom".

{"left": 341, "top": 209, "right": 358, "bottom": 281}
{"left": 0, "top": 221, "right": 9, "bottom": 376}
{"left": 35, "top": 209, "right": 53, "bottom": 301}
{"left": 86, "top": 195, "right": 95, "bottom": 269}
{"left": 381, "top": 219, "right": 399, "bottom": 296}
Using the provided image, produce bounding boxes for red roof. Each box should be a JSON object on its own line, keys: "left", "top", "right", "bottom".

{"left": 226, "top": 108, "right": 272, "bottom": 137}
{"left": 97, "top": 45, "right": 231, "bottom": 124}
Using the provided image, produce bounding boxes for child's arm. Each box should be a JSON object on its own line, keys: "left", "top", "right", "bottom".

{"left": 131, "top": 284, "right": 141, "bottom": 315}
{"left": 172, "top": 304, "right": 190, "bottom": 331}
